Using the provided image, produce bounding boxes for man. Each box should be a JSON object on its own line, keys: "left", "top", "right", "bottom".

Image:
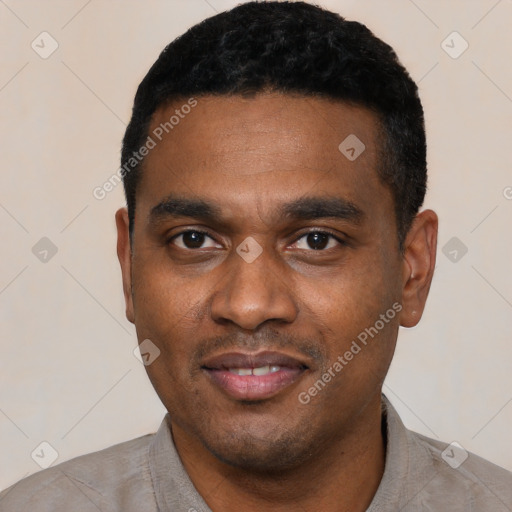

{"left": 2, "top": 1, "right": 511, "bottom": 511}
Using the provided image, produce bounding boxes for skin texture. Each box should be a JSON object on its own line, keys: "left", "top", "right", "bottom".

{"left": 116, "top": 93, "right": 438, "bottom": 512}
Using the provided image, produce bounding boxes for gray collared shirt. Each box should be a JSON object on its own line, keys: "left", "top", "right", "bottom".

{"left": 1, "top": 396, "right": 511, "bottom": 511}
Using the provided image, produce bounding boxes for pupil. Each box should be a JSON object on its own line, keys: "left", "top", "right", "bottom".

{"left": 183, "top": 231, "right": 204, "bottom": 248}
{"left": 308, "top": 232, "right": 328, "bottom": 250}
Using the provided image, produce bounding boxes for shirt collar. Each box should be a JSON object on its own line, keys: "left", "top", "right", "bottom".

{"left": 367, "top": 394, "right": 438, "bottom": 511}
{"left": 148, "top": 414, "right": 211, "bottom": 512}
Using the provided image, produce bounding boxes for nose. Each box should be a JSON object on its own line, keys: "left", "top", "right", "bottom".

{"left": 210, "top": 244, "right": 298, "bottom": 330}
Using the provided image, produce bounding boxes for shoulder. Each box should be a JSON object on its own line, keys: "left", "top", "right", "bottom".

{"left": 409, "top": 429, "right": 512, "bottom": 510}
{"left": 0, "top": 433, "right": 157, "bottom": 512}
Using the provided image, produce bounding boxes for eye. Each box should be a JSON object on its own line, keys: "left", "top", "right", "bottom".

{"left": 169, "top": 230, "right": 221, "bottom": 250}
{"left": 292, "top": 231, "right": 344, "bottom": 251}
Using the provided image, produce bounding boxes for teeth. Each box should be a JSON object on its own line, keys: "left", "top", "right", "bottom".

{"left": 252, "top": 365, "right": 270, "bottom": 376}
{"left": 229, "top": 368, "right": 253, "bottom": 376}
{"left": 228, "top": 366, "right": 282, "bottom": 376}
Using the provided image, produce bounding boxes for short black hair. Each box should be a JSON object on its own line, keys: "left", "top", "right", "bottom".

{"left": 121, "top": 0, "right": 427, "bottom": 249}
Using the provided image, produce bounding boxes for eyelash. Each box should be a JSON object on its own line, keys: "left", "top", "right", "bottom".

{"left": 167, "top": 229, "right": 347, "bottom": 251}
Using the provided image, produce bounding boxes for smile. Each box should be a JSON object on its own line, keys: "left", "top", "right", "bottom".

{"left": 201, "top": 351, "right": 309, "bottom": 401}
{"left": 228, "top": 365, "right": 281, "bottom": 376}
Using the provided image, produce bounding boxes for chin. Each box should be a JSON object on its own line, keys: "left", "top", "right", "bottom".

{"left": 201, "top": 424, "right": 318, "bottom": 473}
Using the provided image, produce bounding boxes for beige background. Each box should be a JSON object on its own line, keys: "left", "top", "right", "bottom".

{"left": 1, "top": 0, "right": 511, "bottom": 491}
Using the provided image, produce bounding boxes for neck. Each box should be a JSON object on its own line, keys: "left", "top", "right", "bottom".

{"left": 171, "top": 395, "right": 386, "bottom": 512}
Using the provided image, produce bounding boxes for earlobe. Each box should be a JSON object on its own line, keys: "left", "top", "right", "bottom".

{"left": 115, "top": 207, "right": 135, "bottom": 324}
{"left": 399, "top": 209, "right": 438, "bottom": 328}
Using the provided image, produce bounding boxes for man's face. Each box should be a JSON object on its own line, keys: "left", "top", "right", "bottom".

{"left": 117, "top": 93, "right": 425, "bottom": 471}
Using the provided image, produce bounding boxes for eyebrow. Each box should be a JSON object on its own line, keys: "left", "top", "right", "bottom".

{"left": 281, "top": 196, "right": 364, "bottom": 224}
{"left": 148, "top": 194, "right": 364, "bottom": 227}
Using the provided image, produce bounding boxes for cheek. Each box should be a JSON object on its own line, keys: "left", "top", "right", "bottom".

{"left": 130, "top": 267, "right": 206, "bottom": 376}
{"left": 132, "top": 255, "right": 201, "bottom": 324}
{"left": 297, "top": 252, "right": 400, "bottom": 379}
{"left": 131, "top": 272, "right": 201, "bottom": 402}
{"left": 302, "top": 261, "right": 393, "bottom": 329}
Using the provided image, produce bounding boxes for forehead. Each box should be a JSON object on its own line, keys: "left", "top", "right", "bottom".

{"left": 136, "top": 93, "right": 393, "bottom": 231}
{"left": 148, "top": 93, "right": 380, "bottom": 171}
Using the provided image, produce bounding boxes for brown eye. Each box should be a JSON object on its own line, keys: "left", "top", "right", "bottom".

{"left": 170, "top": 230, "right": 220, "bottom": 250}
{"left": 305, "top": 232, "right": 330, "bottom": 250}
{"left": 293, "top": 231, "right": 343, "bottom": 251}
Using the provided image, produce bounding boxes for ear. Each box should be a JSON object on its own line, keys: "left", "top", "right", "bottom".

{"left": 115, "top": 207, "right": 135, "bottom": 324}
{"left": 399, "top": 209, "right": 438, "bottom": 328}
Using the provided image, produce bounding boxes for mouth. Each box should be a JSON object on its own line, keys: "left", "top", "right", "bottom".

{"left": 201, "top": 350, "right": 309, "bottom": 401}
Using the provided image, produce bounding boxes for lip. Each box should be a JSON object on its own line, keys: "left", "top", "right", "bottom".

{"left": 201, "top": 350, "right": 309, "bottom": 401}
